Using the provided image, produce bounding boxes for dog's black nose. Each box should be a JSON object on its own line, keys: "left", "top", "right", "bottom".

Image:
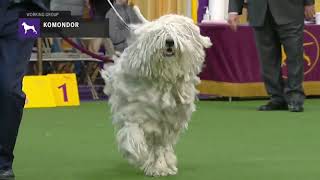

{"left": 165, "top": 39, "right": 174, "bottom": 48}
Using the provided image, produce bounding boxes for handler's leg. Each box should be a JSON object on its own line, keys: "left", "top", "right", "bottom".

{"left": 0, "top": 6, "right": 35, "bottom": 174}
{"left": 254, "top": 9, "right": 287, "bottom": 110}
{"left": 277, "top": 21, "right": 305, "bottom": 112}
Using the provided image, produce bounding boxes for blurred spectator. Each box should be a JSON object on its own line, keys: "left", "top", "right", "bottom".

{"left": 85, "top": 0, "right": 115, "bottom": 56}
{"left": 50, "top": 0, "right": 88, "bottom": 16}
{"left": 90, "top": 0, "right": 114, "bottom": 20}
{"left": 43, "top": 0, "right": 51, "bottom": 8}
{"left": 106, "top": 0, "right": 143, "bottom": 52}
{"left": 50, "top": 0, "right": 88, "bottom": 49}
{"left": 50, "top": 0, "right": 89, "bottom": 77}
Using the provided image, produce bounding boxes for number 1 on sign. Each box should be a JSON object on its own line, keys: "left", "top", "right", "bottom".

{"left": 58, "top": 83, "right": 69, "bottom": 102}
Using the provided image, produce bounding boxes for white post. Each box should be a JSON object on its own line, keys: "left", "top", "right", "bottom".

{"left": 208, "top": 0, "right": 229, "bottom": 23}
{"left": 186, "top": 0, "right": 192, "bottom": 18}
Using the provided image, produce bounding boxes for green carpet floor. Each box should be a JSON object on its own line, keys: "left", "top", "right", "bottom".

{"left": 14, "top": 100, "right": 320, "bottom": 180}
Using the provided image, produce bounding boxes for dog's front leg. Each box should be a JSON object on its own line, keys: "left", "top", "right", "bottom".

{"left": 142, "top": 131, "right": 177, "bottom": 177}
{"left": 143, "top": 146, "right": 177, "bottom": 177}
{"left": 116, "top": 123, "right": 148, "bottom": 167}
{"left": 163, "top": 145, "right": 178, "bottom": 174}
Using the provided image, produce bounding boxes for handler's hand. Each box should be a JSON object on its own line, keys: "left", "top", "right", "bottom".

{"left": 228, "top": 13, "right": 240, "bottom": 32}
{"left": 305, "top": 5, "right": 315, "bottom": 20}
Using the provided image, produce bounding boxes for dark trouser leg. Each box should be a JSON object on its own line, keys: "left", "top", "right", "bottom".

{"left": 254, "top": 10, "right": 285, "bottom": 104}
{"left": 0, "top": 7, "right": 35, "bottom": 170}
{"left": 276, "top": 22, "right": 305, "bottom": 105}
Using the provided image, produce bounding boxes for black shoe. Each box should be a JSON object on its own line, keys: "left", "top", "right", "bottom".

{"left": 288, "top": 103, "right": 304, "bottom": 112}
{"left": 0, "top": 169, "right": 15, "bottom": 180}
{"left": 258, "top": 102, "right": 288, "bottom": 111}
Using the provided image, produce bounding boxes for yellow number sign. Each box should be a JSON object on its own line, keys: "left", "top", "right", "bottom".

{"left": 48, "top": 74, "right": 80, "bottom": 107}
{"left": 23, "top": 74, "right": 80, "bottom": 108}
{"left": 23, "top": 76, "right": 56, "bottom": 108}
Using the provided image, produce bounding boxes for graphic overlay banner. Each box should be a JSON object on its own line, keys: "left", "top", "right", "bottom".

{"left": 18, "top": 18, "right": 41, "bottom": 39}
{"left": 19, "top": 11, "right": 109, "bottom": 38}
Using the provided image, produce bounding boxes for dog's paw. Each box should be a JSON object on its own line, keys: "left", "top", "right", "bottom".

{"left": 168, "top": 166, "right": 178, "bottom": 175}
{"left": 164, "top": 147, "right": 178, "bottom": 174}
{"left": 145, "top": 167, "right": 177, "bottom": 177}
{"left": 144, "top": 156, "right": 177, "bottom": 177}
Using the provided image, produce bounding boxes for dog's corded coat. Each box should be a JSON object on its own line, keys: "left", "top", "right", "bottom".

{"left": 101, "top": 14, "right": 212, "bottom": 176}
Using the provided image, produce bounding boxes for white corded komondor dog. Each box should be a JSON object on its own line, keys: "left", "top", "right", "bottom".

{"left": 101, "top": 14, "right": 212, "bottom": 176}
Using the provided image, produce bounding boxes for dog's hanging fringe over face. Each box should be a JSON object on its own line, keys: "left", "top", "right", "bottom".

{"left": 124, "top": 15, "right": 212, "bottom": 84}
{"left": 101, "top": 14, "right": 212, "bottom": 177}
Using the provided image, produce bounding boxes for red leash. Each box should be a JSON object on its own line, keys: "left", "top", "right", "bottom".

{"left": 63, "top": 37, "right": 114, "bottom": 63}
